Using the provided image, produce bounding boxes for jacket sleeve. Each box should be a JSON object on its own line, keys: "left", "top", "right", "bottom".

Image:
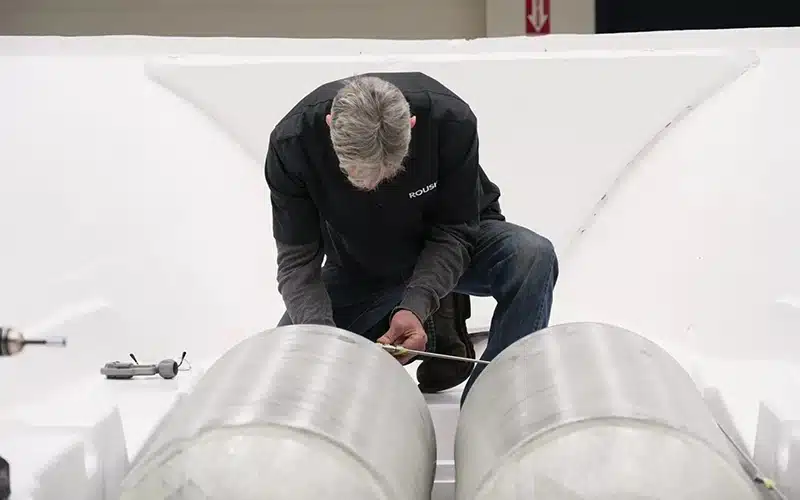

{"left": 265, "top": 136, "right": 335, "bottom": 326}
{"left": 395, "top": 119, "right": 480, "bottom": 322}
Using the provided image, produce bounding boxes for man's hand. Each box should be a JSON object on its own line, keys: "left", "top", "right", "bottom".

{"left": 377, "top": 310, "right": 427, "bottom": 364}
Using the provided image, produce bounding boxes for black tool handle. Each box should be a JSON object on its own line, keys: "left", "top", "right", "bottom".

{"left": 0, "top": 454, "right": 10, "bottom": 500}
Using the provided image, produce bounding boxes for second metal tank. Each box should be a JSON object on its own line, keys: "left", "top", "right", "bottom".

{"left": 455, "top": 322, "right": 762, "bottom": 500}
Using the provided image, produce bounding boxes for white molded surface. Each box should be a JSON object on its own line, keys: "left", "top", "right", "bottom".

{"left": 1, "top": 28, "right": 800, "bottom": 499}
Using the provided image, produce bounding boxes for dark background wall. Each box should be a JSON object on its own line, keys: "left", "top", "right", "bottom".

{"left": 596, "top": 0, "right": 800, "bottom": 33}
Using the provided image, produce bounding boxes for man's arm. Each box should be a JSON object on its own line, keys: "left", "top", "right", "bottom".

{"left": 395, "top": 119, "right": 481, "bottom": 323}
{"left": 265, "top": 137, "right": 335, "bottom": 326}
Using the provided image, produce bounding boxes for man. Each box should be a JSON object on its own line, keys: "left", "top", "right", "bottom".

{"left": 265, "top": 72, "right": 558, "bottom": 405}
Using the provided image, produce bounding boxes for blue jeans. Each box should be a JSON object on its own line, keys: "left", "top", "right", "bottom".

{"left": 277, "top": 219, "right": 559, "bottom": 406}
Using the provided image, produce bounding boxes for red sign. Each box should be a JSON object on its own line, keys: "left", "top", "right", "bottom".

{"left": 526, "top": 0, "right": 551, "bottom": 35}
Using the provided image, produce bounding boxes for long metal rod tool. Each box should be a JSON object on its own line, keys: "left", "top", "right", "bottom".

{"left": 716, "top": 422, "right": 788, "bottom": 500}
{"left": 1, "top": 326, "right": 67, "bottom": 357}
{"left": 379, "top": 343, "right": 491, "bottom": 365}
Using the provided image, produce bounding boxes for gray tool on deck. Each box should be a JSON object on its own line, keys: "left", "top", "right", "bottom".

{"left": 101, "top": 360, "right": 180, "bottom": 380}
{"left": 101, "top": 352, "right": 187, "bottom": 380}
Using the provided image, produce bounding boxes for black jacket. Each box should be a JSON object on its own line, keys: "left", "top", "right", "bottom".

{"left": 265, "top": 72, "right": 503, "bottom": 325}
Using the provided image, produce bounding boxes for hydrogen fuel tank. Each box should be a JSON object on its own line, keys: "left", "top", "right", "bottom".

{"left": 455, "top": 322, "right": 762, "bottom": 500}
{"left": 117, "top": 325, "right": 437, "bottom": 500}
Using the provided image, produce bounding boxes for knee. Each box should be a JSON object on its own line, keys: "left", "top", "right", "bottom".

{"left": 508, "top": 229, "right": 558, "bottom": 281}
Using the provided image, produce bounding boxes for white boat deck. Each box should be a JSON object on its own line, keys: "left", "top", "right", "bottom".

{"left": 2, "top": 28, "right": 800, "bottom": 499}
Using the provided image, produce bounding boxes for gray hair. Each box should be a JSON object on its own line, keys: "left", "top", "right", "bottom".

{"left": 329, "top": 76, "right": 411, "bottom": 190}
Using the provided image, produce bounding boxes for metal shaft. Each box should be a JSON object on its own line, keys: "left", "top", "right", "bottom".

{"left": 1, "top": 326, "right": 67, "bottom": 357}
{"left": 716, "top": 423, "right": 788, "bottom": 500}
{"left": 379, "top": 343, "right": 490, "bottom": 365}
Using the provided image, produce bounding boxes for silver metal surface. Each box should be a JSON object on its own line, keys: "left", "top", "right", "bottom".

{"left": 455, "top": 322, "right": 762, "bottom": 500}
{"left": 0, "top": 326, "right": 67, "bottom": 357}
{"left": 119, "top": 325, "right": 436, "bottom": 500}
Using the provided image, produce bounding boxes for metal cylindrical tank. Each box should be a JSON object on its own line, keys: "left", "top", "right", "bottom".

{"left": 118, "top": 325, "right": 436, "bottom": 500}
{"left": 455, "top": 322, "right": 761, "bottom": 500}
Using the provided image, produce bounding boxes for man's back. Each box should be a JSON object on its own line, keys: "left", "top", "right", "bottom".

{"left": 266, "top": 72, "right": 502, "bottom": 282}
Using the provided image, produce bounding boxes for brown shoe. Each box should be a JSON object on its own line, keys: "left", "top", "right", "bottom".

{"left": 417, "top": 292, "right": 475, "bottom": 393}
